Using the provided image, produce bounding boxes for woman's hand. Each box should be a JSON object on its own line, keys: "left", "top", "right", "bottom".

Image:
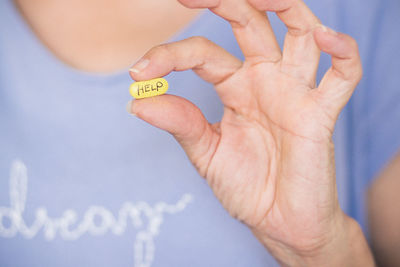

{"left": 128, "top": 0, "right": 374, "bottom": 265}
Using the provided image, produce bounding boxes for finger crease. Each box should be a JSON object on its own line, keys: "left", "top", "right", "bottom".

{"left": 213, "top": 65, "right": 241, "bottom": 86}
{"left": 248, "top": 56, "right": 281, "bottom": 67}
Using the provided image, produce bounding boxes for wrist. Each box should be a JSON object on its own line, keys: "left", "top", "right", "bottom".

{"left": 253, "top": 213, "right": 375, "bottom": 266}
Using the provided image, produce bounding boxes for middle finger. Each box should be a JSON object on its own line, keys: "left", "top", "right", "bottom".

{"left": 248, "top": 0, "right": 322, "bottom": 87}
{"left": 178, "top": 0, "right": 282, "bottom": 63}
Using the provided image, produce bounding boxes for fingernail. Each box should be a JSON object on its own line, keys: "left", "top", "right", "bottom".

{"left": 129, "top": 59, "right": 150, "bottom": 73}
{"left": 315, "top": 23, "right": 338, "bottom": 35}
{"left": 126, "top": 100, "right": 136, "bottom": 116}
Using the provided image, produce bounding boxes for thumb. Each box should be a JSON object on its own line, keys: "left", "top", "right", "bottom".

{"left": 127, "top": 95, "right": 219, "bottom": 176}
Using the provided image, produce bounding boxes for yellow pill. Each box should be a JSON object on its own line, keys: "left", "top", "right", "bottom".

{"left": 129, "top": 78, "right": 169, "bottom": 99}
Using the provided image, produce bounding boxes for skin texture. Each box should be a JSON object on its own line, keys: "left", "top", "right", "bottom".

{"left": 14, "top": 0, "right": 200, "bottom": 72}
{"left": 14, "top": 0, "right": 395, "bottom": 265}
{"left": 128, "top": 0, "right": 375, "bottom": 265}
{"left": 368, "top": 153, "right": 400, "bottom": 267}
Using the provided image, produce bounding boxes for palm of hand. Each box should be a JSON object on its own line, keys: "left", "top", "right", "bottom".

{"left": 129, "top": 0, "right": 361, "bottom": 255}
{"left": 205, "top": 62, "right": 338, "bottom": 250}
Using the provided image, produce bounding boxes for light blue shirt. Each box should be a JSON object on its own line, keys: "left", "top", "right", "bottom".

{"left": 1, "top": 0, "right": 399, "bottom": 266}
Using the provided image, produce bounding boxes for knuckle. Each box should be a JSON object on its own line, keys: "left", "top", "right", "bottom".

{"left": 189, "top": 36, "right": 216, "bottom": 55}
{"left": 349, "top": 42, "right": 363, "bottom": 81}
{"left": 150, "top": 43, "right": 171, "bottom": 57}
{"left": 189, "top": 36, "right": 213, "bottom": 47}
{"left": 344, "top": 35, "right": 360, "bottom": 53}
{"left": 345, "top": 63, "right": 363, "bottom": 83}
{"left": 340, "top": 35, "right": 363, "bottom": 82}
{"left": 177, "top": 0, "right": 220, "bottom": 9}
{"left": 355, "top": 64, "right": 363, "bottom": 82}
{"left": 177, "top": 0, "right": 197, "bottom": 8}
